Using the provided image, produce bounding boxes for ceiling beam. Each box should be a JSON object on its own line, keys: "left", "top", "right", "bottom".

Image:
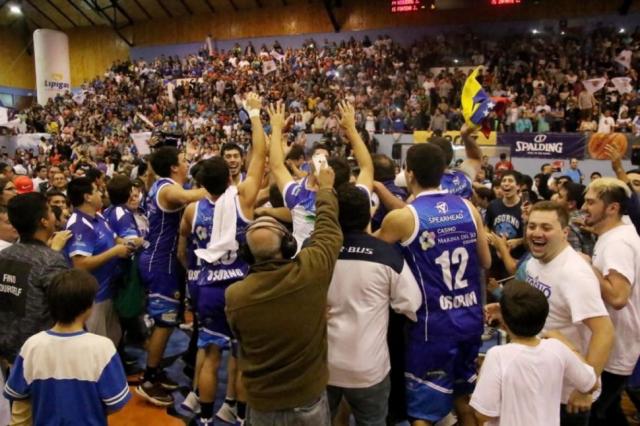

{"left": 66, "top": 0, "right": 96, "bottom": 25}
{"left": 47, "top": 0, "right": 78, "bottom": 27}
{"left": 25, "top": 0, "right": 63, "bottom": 30}
{"left": 323, "top": 0, "right": 339, "bottom": 32}
{"left": 83, "top": 0, "right": 133, "bottom": 45}
{"left": 227, "top": 0, "right": 238, "bottom": 11}
{"left": 154, "top": 0, "right": 173, "bottom": 17}
{"left": 132, "top": 0, "right": 152, "bottom": 18}
{"left": 202, "top": 0, "right": 215, "bottom": 13}
{"left": 178, "top": 0, "right": 193, "bottom": 14}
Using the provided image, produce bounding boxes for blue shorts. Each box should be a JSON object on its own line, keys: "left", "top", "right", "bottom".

{"left": 405, "top": 338, "right": 481, "bottom": 422}
{"left": 139, "top": 264, "right": 183, "bottom": 327}
{"left": 196, "top": 286, "right": 232, "bottom": 350}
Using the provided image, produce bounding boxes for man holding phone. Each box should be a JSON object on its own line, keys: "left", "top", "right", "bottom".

{"left": 269, "top": 101, "right": 373, "bottom": 249}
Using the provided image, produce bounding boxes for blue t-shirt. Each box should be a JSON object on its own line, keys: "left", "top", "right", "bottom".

{"left": 440, "top": 169, "right": 473, "bottom": 200}
{"left": 402, "top": 191, "right": 482, "bottom": 342}
{"left": 103, "top": 205, "right": 140, "bottom": 239}
{"left": 4, "top": 330, "right": 130, "bottom": 425}
{"left": 140, "top": 178, "right": 183, "bottom": 275}
{"left": 64, "top": 210, "right": 119, "bottom": 302}
{"left": 371, "top": 180, "right": 408, "bottom": 231}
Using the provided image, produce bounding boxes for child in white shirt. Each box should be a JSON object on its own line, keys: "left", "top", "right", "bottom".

{"left": 470, "top": 280, "right": 597, "bottom": 426}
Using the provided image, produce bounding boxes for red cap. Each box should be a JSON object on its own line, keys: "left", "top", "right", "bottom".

{"left": 14, "top": 176, "right": 33, "bottom": 194}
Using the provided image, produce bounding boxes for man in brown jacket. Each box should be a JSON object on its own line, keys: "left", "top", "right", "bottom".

{"left": 225, "top": 165, "right": 342, "bottom": 426}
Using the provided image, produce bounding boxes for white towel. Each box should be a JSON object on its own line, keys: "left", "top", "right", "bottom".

{"left": 195, "top": 186, "right": 239, "bottom": 263}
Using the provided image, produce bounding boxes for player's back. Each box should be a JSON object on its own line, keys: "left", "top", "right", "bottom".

{"left": 402, "top": 191, "right": 482, "bottom": 342}
{"left": 440, "top": 169, "right": 473, "bottom": 199}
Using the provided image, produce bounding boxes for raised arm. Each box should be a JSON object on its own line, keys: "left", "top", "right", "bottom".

{"left": 374, "top": 207, "right": 415, "bottom": 244}
{"left": 238, "top": 93, "right": 267, "bottom": 216}
{"left": 178, "top": 202, "right": 196, "bottom": 270}
{"left": 268, "top": 101, "right": 294, "bottom": 194}
{"left": 459, "top": 124, "right": 482, "bottom": 181}
{"left": 339, "top": 101, "right": 373, "bottom": 191}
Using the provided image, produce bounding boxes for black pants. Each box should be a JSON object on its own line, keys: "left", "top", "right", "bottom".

{"left": 560, "top": 404, "right": 590, "bottom": 426}
{"left": 590, "top": 371, "right": 629, "bottom": 426}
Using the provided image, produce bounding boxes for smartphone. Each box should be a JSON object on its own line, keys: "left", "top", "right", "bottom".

{"left": 312, "top": 154, "right": 328, "bottom": 176}
{"left": 521, "top": 191, "right": 530, "bottom": 204}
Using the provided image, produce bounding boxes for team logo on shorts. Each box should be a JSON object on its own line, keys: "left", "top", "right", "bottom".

{"left": 173, "top": 291, "right": 181, "bottom": 300}
{"left": 419, "top": 231, "right": 436, "bottom": 251}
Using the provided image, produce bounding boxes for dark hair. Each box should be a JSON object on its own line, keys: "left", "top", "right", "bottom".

{"left": 406, "top": 144, "right": 446, "bottom": 189}
{"left": 7, "top": 192, "right": 50, "bottom": 239}
{"left": 85, "top": 168, "right": 103, "bottom": 183}
{"left": 221, "top": 143, "right": 244, "bottom": 157}
{"left": 429, "top": 137, "right": 454, "bottom": 165}
{"left": 67, "top": 177, "right": 95, "bottom": 207}
{"left": 530, "top": 200, "right": 569, "bottom": 228}
{"left": 328, "top": 156, "right": 351, "bottom": 188}
{"left": 541, "top": 163, "right": 550, "bottom": 172}
{"left": 150, "top": 146, "right": 180, "bottom": 178}
{"left": 372, "top": 154, "right": 396, "bottom": 182}
{"left": 499, "top": 153, "right": 507, "bottom": 160}
{"left": 47, "top": 269, "right": 98, "bottom": 325}
{"left": 337, "top": 184, "right": 371, "bottom": 232}
{"left": 500, "top": 280, "right": 549, "bottom": 337}
{"left": 0, "top": 162, "right": 10, "bottom": 174}
{"left": 590, "top": 171, "right": 602, "bottom": 179}
{"left": 501, "top": 170, "right": 521, "bottom": 185}
{"left": 285, "top": 145, "right": 305, "bottom": 162}
{"left": 35, "top": 164, "right": 47, "bottom": 174}
{"left": 627, "top": 169, "right": 640, "bottom": 175}
{"left": 196, "top": 157, "right": 230, "bottom": 196}
{"left": 310, "top": 142, "right": 332, "bottom": 156}
{"left": 562, "top": 182, "right": 585, "bottom": 209}
{"left": 474, "top": 186, "right": 495, "bottom": 202}
{"left": 46, "top": 190, "right": 68, "bottom": 203}
{"left": 0, "top": 177, "right": 10, "bottom": 194}
{"left": 106, "top": 175, "right": 133, "bottom": 205}
{"left": 520, "top": 174, "right": 533, "bottom": 190}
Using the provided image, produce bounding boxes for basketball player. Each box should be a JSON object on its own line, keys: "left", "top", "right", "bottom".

{"left": 376, "top": 143, "right": 491, "bottom": 426}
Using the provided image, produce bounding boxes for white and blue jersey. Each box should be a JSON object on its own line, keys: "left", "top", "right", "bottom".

{"left": 103, "top": 205, "right": 140, "bottom": 240}
{"left": 3, "top": 330, "right": 130, "bottom": 425}
{"left": 284, "top": 177, "right": 371, "bottom": 248}
{"left": 195, "top": 196, "right": 250, "bottom": 349}
{"left": 64, "top": 210, "right": 119, "bottom": 303}
{"left": 139, "top": 178, "right": 183, "bottom": 277}
{"left": 440, "top": 169, "right": 473, "bottom": 200}
{"left": 401, "top": 191, "right": 483, "bottom": 342}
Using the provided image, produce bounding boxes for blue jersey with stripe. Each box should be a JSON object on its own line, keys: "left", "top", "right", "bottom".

{"left": 402, "top": 191, "right": 482, "bottom": 342}
{"left": 440, "top": 169, "right": 473, "bottom": 199}
{"left": 140, "top": 178, "right": 183, "bottom": 274}
{"left": 187, "top": 198, "right": 215, "bottom": 286}
{"left": 196, "top": 196, "right": 250, "bottom": 290}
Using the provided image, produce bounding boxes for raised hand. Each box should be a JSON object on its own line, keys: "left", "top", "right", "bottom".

{"left": 267, "top": 101, "right": 286, "bottom": 129}
{"left": 337, "top": 101, "right": 357, "bottom": 131}
{"left": 317, "top": 165, "right": 335, "bottom": 190}
{"left": 244, "top": 92, "right": 262, "bottom": 112}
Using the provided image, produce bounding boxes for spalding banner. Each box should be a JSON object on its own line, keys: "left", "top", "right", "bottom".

{"left": 33, "top": 29, "right": 71, "bottom": 106}
{"left": 498, "top": 133, "right": 586, "bottom": 159}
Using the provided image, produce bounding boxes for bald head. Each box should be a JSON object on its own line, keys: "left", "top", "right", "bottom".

{"left": 245, "top": 216, "right": 287, "bottom": 262}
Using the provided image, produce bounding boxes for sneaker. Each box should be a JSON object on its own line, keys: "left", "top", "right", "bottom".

{"left": 481, "top": 326, "right": 498, "bottom": 342}
{"left": 180, "top": 391, "right": 201, "bottom": 414}
{"left": 216, "top": 401, "right": 238, "bottom": 423}
{"left": 156, "top": 370, "right": 179, "bottom": 390}
{"left": 136, "top": 380, "right": 174, "bottom": 406}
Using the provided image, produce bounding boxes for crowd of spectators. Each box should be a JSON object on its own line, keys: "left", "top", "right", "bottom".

{"left": 0, "top": 26, "right": 637, "bottom": 177}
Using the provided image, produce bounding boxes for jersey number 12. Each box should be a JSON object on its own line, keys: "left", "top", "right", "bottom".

{"left": 435, "top": 247, "right": 469, "bottom": 291}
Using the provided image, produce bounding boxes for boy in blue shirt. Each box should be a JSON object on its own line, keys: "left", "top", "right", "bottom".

{"left": 4, "top": 269, "right": 131, "bottom": 425}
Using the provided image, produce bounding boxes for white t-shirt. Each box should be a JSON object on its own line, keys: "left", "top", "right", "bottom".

{"left": 525, "top": 245, "right": 609, "bottom": 401}
{"left": 597, "top": 116, "right": 616, "bottom": 133}
{"left": 470, "top": 339, "right": 596, "bottom": 426}
{"left": 592, "top": 224, "right": 640, "bottom": 375}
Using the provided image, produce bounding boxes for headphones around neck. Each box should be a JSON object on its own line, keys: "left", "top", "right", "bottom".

{"left": 239, "top": 216, "right": 298, "bottom": 265}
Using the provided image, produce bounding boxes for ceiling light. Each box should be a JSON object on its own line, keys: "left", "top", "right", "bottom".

{"left": 9, "top": 5, "right": 22, "bottom": 15}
